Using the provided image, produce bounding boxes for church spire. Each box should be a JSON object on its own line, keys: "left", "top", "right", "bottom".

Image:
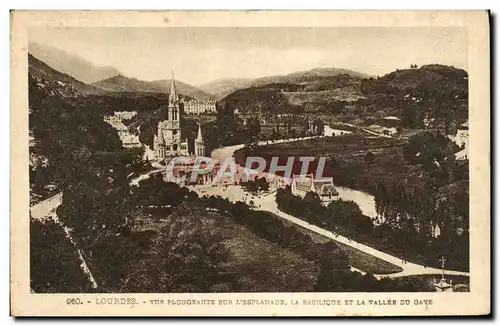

{"left": 169, "top": 71, "right": 178, "bottom": 105}
{"left": 196, "top": 123, "right": 203, "bottom": 141}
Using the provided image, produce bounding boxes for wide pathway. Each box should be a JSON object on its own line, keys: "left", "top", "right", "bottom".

{"left": 193, "top": 184, "right": 469, "bottom": 280}
{"left": 30, "top": 192, "right": 63, "bottom": 220}
{"left": 30, "top": 192, "right": 98, "bottom": 289}
{"left": 258, "top": 192, "right": 469, "bottom": 279}
{"left": 210, "top": 135, "right": 325, "bottom": 164}
{"left": 129, "top": 168, "right": 164, "bottom": 186}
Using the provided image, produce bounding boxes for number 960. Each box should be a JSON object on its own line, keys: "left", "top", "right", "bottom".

{"left": 66, "top": 298, "right": 81, "bottom": 305}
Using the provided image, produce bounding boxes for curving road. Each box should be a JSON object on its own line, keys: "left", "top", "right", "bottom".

{"left": 192, "top": 184, "right": 469, "bottom": 280}
{"left": 254, "top": 191, "right": 469, "bottom": 279}
{"left": 30, "top": 192, "right": 63, "bottom": 220}
{"left": 30, "top": 192, "right": 98, "bottom": 289}
{"left": 210, "top": 135, "right": 323, "bottom": 164}
{"left": 129, "top": 168, "right": 164, "bottom": 186}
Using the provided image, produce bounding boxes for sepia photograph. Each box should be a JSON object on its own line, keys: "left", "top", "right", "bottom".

{"left": 10, "top": 10, "right": 490, "bottom": 316}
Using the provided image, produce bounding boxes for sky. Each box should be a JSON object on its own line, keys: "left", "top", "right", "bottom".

{"left": 29, "top": 27, "right": 467, "bottom": 86}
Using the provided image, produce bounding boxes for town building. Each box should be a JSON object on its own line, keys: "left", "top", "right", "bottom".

{"left": 382, "top": 116, "right": 401, "bottom": 127}
{"left": 455, "top": 120, "right": 469, "bottom": 148}
{"left": 291, "top": 174, "right": 339, "bottom": 201}
{"left": 153, "top": 73, "right": 189, "bottom": 160}
{"left": 113, "top": 111, "right": 137, "bottom": 121}
{"left": 104, "top": 113, "right": 141, "bottom": 148}
{"left": 182, "top": 99, "right": 217, "bottom": 115}
{"left": 454, "top": 121, "right": 469, "bottom": 160}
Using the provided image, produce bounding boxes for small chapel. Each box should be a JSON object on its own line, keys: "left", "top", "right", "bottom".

{"left": 153, "top": 73, "right": 206, "bottom": 160}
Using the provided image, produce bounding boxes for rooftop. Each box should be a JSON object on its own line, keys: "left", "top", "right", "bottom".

{"left": 384, "top": 116, "right": 401, "bottom": 121}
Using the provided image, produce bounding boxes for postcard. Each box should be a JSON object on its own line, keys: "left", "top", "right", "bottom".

{"left": 11, "top": 10, "right": 490, "bottom": 316}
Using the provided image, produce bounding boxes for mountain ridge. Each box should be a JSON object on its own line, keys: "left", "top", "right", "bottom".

{"left": 28, "top": 53, "right": 103, "bottom": 97}
{"left": 249, "top": 67, "right": 371, "bottom": 88}
{"left": 92, "top": 75, "right": 214, "bottom": 101}
{"left": 219, "top": 64, "right": 467, "bottom": 122}
{"left": 29, "top": 42, "right": 121, "bottom": 84}
{"left": 150, "top": 79, "right": 214, "bottom": 101}
{"left": 198, "top": 78, "right": 254, "bottom": 100}
{"left": 198, "top": 67, "right": 371, "bottom": 100}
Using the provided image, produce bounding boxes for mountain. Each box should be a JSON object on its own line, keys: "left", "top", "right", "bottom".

{"left": 29, "top": 42, "right": 121, "bottom": 84}
{"left": 358, "top": 64, "right": 468, "bottom": 127}
{"left": 219, "top": 68, "right": 369, "bottom": 115}
{"left": 91, "top": 75, "right": 214, "bottom": 101}
{"left": 28, "top": 53, "right": 102, "bottom": 97}
{"left": 249, "top": 67, "right": 370, "bottom": 87}
{"left": 92, "top": 75, "right": 165, "bottom": 93}
{"left": 219, "top": 64, "right": 468, "bottom": 123}
{"left": 150, "top": 79, "right": 214, "bottom": 101}
{"left": 361, "top": 64, "right": 468, "bottom": 93}
{"left": 198, "top": 78, "right": 253, "bottom": 100}
{"left": 199, "top": 68, "right": 369, "bottom": 100}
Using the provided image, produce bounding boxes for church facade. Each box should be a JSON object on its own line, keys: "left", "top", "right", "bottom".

{"left": 153, "top": 73, "right": 206, "bottom": 161}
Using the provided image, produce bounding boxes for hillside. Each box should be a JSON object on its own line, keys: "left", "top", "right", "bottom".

{"left": 249, "top": 67, "right": 370, "bottom": 87}
{"left": 92, "top": 75, "right": 165, "bottom": 93}
{"left": 29, "top": 42, "right": 121, "bottom": 84}
{"left": 198, "top": 68, "right": 369, "bottom": 100}
{"left": 219, "top": 64, "right": 468, "bottom": 129}
{"left": 198, "top": 78, "right": 253, "bottom": 99}
{"left": 220, "top": 83, "right": 298, "bottom": 116}
{"left": 358, "top": 64, "right": 468, "bottom": 128}
{"left": 220, "top": 72, "right": 366, "bottom": 115}
{"left": 361, "top": 64, "right": 468, "bottom": 95}
{"left": 92, "top": 75, "right": 214, "bottom": 100}
{"left": 28, "top": 53, "right": 103, "bottom": 97}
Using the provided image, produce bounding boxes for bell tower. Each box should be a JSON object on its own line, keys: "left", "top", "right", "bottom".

{"left": 153, "top": 71, "right": 189, "bottom": 160}
{"left": 166, "top": 72, "right": 181, "bottom": 135}
{"left": 194, "top": 123, "right": 205, "bottom": 157}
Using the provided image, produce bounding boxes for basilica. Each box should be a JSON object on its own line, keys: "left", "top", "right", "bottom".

{"left": 153, "top": 73, "right": 205, "bottom": 160}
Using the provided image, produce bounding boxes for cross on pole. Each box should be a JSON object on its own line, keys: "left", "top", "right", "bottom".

{"left": 439, "top": 256, "right": 446, "bottom": 280}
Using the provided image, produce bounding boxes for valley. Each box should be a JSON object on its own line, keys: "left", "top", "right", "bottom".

{"left": 27, "top": 43, "right": 470, "bottom": 294}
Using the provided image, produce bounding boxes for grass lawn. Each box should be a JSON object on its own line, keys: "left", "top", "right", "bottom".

{"left": 143, "top": 205, "right": 318, "bottom": 292}
{"left": 334, "top": 242, "right": 402, "bottom": 275}
{"left": 235, "top": 134, "right": 409, "bottom": 194}
{"left": 278, "top": 217, "right": 403, "bottom": 275}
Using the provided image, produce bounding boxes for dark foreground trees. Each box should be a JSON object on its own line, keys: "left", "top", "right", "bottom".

{"left": 120, "top": 210, "right": 230, "bottom": 292}
{"left": 276, "top": 186, "right": 372, "bottom": 236}
{"left": 30, "top": 218, "right": 91, "bottom": 293}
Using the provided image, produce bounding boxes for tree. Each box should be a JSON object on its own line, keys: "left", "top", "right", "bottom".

{"left": 120, "top": 208, "right": 230, "bottom": 292}
{"left": 30, "top": 218, "right": 91, "bottom": 293}
{"left": 313, "top": 118, "right": 325, "bottom": 136}
{"left": 364, "top": 151, "right": 376, "bottom": 164}
{"left": 246, "top": 117, "right": 261, "bottom": 143}
{"left": 314, "top": 241, "right": 350, "bottom": 291}
{"left": 401, "top": 103, "right": 421, "bottom": 128}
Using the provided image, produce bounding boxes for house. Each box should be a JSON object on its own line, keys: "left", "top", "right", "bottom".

{"left": 291, "top": 174, "right": 339, "bottom": 201}
{"left": 453, "top": 121, "right": 469, "bottom": 161}
{"left": 381, "top": 116, "right": 401, "bottom": 128}
{"left": 381, "top": 127, "right": 398, "bottom": 136}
